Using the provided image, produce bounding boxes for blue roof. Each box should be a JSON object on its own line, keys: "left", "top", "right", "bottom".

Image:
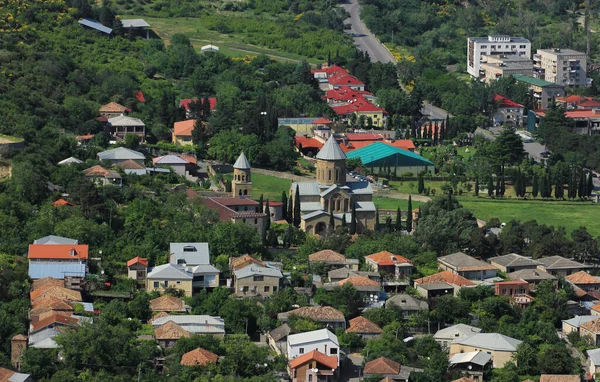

{"left": 346, "top": 142, "right": 433, "bottom": 167}
{"left": 78, "top": 18, "right": 112, "bottom": 34}
{"left": 29, "top": 263, "right": 86, "bottom": 279}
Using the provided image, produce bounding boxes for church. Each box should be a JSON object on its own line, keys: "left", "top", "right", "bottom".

{"left": 291, "top": 135, "right": 376, "bottom": 235}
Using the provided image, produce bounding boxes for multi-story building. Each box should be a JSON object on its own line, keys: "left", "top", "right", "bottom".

{"left": 512, "top": 74, "right": 565, "bottom": 110}
{"left": 534, "top": 48, "right": 587, "bottom": 87}
{"left": 480, "top": 55, "right": 534, "bottom": 83}
{"left": 467, "top": 35, "right": 531, "bottom": 78}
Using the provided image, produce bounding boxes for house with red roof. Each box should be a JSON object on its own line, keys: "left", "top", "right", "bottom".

{"left": 127, "top": 257, "right": 148, "bottom": 282}
{"left": 328, "top": 72, "right": 365, "bottom": 91}
{"left": 365, "top": 251, "right": 413, "bottom": 279}
{"left": 557, "top": 95, "right": 600, "bottom": 110}
{"left": 492, "top": 95, "right": 525, "bottom": 127}
{"left": 295, "top": 136, "right": 324, "bottom": 156}
{"left": 179, "top": 97, "right": 217, "bottom": 119}
{"left": 529, "top": 108, "right": 600, "bottom": 135}
{"left": 332, "top": 99, "right": 387, "bottom": 127}
{"left": 172, "top": 120, "right": 196, "bottom": 146}
{"left": 28, "top": 244, "right": 89, "bottom": 280}
{"left": 312, "top": 64, "right": 347, "bottom": 80}
{"left": 288, "top": 349, "right": 339, "bottom": 382}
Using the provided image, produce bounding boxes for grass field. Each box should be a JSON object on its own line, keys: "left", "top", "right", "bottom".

{"left": 223, "top": 172, "right": 291, "bottom": 200}
{"left": 372, "top": 196, "right": 423, "bottom": 211}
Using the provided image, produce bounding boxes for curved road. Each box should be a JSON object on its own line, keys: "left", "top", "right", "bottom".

{"left": 342, "top": 0, "right": 396, "bottom": 64}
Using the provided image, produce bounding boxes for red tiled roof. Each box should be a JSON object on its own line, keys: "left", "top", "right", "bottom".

{"left": 53, "top": 199, "right": 74, "bottom": 207}
{"left": 179, "top": 98, "right": 217, "bottom": 111}
{"left": 534, "top": 109, "right": 600, "bottom": 119}
{"left": 83, "top": 165, "right": 111, "bottom": 177}
{"left": 180, "top": 348, "right": 219, "bottom": 366}
{"left": 286, "top": 306, "right": 345, "bottom": 321}
{"left": 414, "top": 270, "right": 475, "bottom": 287}
{"left": 28, "top": 244, "right": 89, "bottom": 260}
{"left": 557, "top": 95, "right": 600, "bottom": 107}
{"left": 364, "top": 357, "right": 401, "bottom": 375}
{"left": 32, "top": 277, "right": 64, "bottom": 291}
{"left": 97, "top": 116, "right": 108, "bottom": 123}
{"left": 326, "top": 87, "right": 374, "bottom": 103}
{"left": 135, "top": 90, "right": 146, "bottom": 103}
{"left": 231, "top": 254, "right": 265, "bottom": 270}
{"left": 345, "top": 133, "right": 384, "bottom": 141}
{"left": 30, "top": 313, "right": 79, "bottom": 332}
{"left": 173, "top": 120, "right": 196, "bottom": 137}
{"left": 289, "top": 349, "right": 338, "bottom": 370}
{"left": 99, "top": 102, "right": 128, "bottom": 113}
{"left": 127, "top": 256, "right": 148, "bottom": 267}
{"left": 332, "top": 100, "right": 386, "bottom": 115}
{"left": 312, "top": 117, "right": 333, "bottom": 124}
{"left": 346, "top": 316, "right": 383, "bottom": 334}
{"left": 180, "top": 155, "right": 197, "bottom": 164}
{"left": 150, "top": 295, "right": 185, "bottom": 312}
{"left": 0, "top": 367, "right": 16, "bottom": 381}
{"left": 295, "top": 136, "right": 324, "bottom": 151}
{"left": 338, "top": 276, "right": 380, "bottom": 287}
{"left": 309, "top": 249, "right": 346, "bottom": 263}
{"left": 493, "top": 94, "right": 524, "bottom": 108}
{"left": 30, "top": 286, "right": 82, "bottom": 302}
{"left": 328, "top": 72, "right": 365, "bottom": 86}
{"left": 154, "top": 320, "right": 191, "bottom": 340}
{"left": 539, "top": 375, "right": 581, "bottom": 382}
{"left": 366, "top": 251, "right": 411, "bottom": 266}
{"left": 565, "top": 271, "right": 600, "bottom": 285}
{"left": 75, "top": 134, "right": 95, "bottom": 141}
{"left": 312, "top": 64, "right": 347, "bottom": 76}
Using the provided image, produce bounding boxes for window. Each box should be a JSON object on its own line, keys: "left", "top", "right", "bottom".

{"left": 176, "top": 281, "right": 181, "bottom": 285}
{"left": 481, "top": 45, "right": 487, "bottom": 49}
{"left": 330, "top": 348, "right": 338, "bottom": 355}
{"left": 299, "top": 348, "right": 305, "bottom": 354}
{"left": 273, "top": 286, "right": 278, "bottom": 292}
{"left": 254, "top": 276, "right": 264, "bottom": 282}
{"left": 164, "top": 281, "right": 169, "bottom": 287}
{"left": 153, "top": 281, "right": 159, "bottom": 288}
{"left": 196, "top": 275, "right": 204, "bottom": 282}
{"left": 308, "top": 375, "right": 312, "bottom": 382}
{"left": 264, "top": 286, "right": 270, "bottom": 293}
{"left": 520, "top": 45, "right": 526, "bottom": 48}
{"left": 254, "top": 218, "right": 258, "bottom": 224}
{"left": 243, "top": 286, "right": 249, "bottom": 292}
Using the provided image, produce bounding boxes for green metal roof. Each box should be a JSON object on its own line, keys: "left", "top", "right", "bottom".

{"left": 346, "top": 142, "right": 433, "bottom": 167}
{"left": 512, "top": 74, "right": 556, "bottom": 88}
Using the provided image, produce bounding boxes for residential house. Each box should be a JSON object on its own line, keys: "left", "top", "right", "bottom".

{"left": 172, "top": 120, "right": 196, "bottom": 145}
{"left": 539, "top": 376, "right": 580, "bottom": 382}
{"left": 169, "top": 242, "right": 220, "bottom": 292}
{"left": 199, "top": 195, "right": 266, "bottom": 236}
{"left": 288, "top": 349, "right": 339, "bottom": 382}
{"left": 152, "top": 155, "right": 195, "bottom": 176}
{"left": 267, "top": 323, "right": 292, "bottom": 355}
{"left": 308, "top": 250, "right": 359, "bottom": 271}
{"left": 154, "top": 321, "right": 191, "bottom": 348}
{"left": 99, "top": 102, "right": 129, "bottom": 119}
{"left": 580, "top": 317, "right": 600, "bottom": 346}
{"left": 492, "top": 95, "right": 525, "bottom": 127}
{"left": 113, "top": 159, "right": 147, "bottom": 175}
{"left": 322, "top": 276, "right": 381, "bottom": 301}
{"left": 413, "top": 271, "right": 475, "bottom": 299}
{"left": 28, "top": 243, "right": 88, "bottom": 280}
{"left": 180, "top": 348, "right": 219, "bottom": 367}
{"left": 151, "top": 315, "right": 225, "bottom": 337}
{"left": 97, "top": 147, "right": 145, "bottom": 166}
{"left": 365, "top": 251, "right": 413, "bottom": 280}
{"left": 149, "top": 295, "right": 186, "bottom": 313}
{"left": 179, "top": 98, "right": 217, "bottom": 120}
{"left": 146, "top": 263, "right": 193, "bottom": 297}
{"left": 107, "top": 115, "right": 145, "bottom": 141}
{"left": 488, "top": 253, "right": 540, "bottom": 273}
{"left": 30, "top": 285, "right": 82, "bottom": 303}
{"left": 438, "top": 252, "right": 497, "bottom": 280}
{"left": 363, "top": 357, "right": 422, "bottom": 382}
{"left": 0, "top": 367, "right": 33, "bottom": 382}
{"left": 278, "top": 306, "right": 346, "bottom": 330}
{"left": 557, "top": 94, "right": 600, "bottom": 110}
{"left": 30, "top": 297, "right": 74, "bottom": 322}
{"left": 434, "top": 324, "right": 482, "bottom": 349}
{"left": 346, "top": 316, "right": 382, "bottom": 340}
{"left": 512, "top": 74, "right": 565, "bottom": 110}
{"left": 449, "top": 333, "right": 523, "bottom": 368}
{"left": 495, "top": 280, "right": 532, "bottom": 307}
{"left": 83, "top": 165, "right": 122, "bottom": 187}
{"left": 287, "top": 329, "right": 340, "bottom": 366}
{"left": 449, "top": 351, "right": 492, "bottom": 382}
{"left": 565, "top": 271, "right": 600, "bottom": 292}
{"left": 327, "top": 268, "right": 379, "bottom": 283}
{"left": 233, "top": 264, "right": 282, "bottom": 297}
{"left": 385, "top": 294, "right": 428, "bottom": 317}
{"left": 127, "top": 256, "right": 148, "bottom": 282}
{"left": 31, "top": 276, "right": 65, "bottom": 290}
{"left": 506, "top": 268, "right": 557, "bottom": 290}
{"left": 28, "top": 327, "right": 60, "bottom": 349}
{"left": 587, "top": 348, "right": 600, "bottom": 381}
{"left": 33, "top": 235, "right": 78, "bottom": 245}
{"left": 29, "top": 313, "right": 83, "bottom": 334}
{"left": 592, "top": 304, "right": 600, "bottom": 316}
{"left": 230, "top": 254, "right": 265, "bottom": 271}
{"left": 562, "top": 315, "right": 598, "bottom": 335}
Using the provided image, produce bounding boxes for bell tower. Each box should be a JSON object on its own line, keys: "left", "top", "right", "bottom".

{"left": 315, "top": 135, "right": 347, "bottom": 187}
{"left": 232, "top": 152, "right": 252, "bottom": 197}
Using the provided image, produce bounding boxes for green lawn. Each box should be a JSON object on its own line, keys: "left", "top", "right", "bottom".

{"left": 0, "top": 134, "right": 23, "bottom": 143}
{"left": 223, "top": 172, "right": 291, "bottom": 201}
{"left": 373, "top": 196, "right": 423, "bottom": 211}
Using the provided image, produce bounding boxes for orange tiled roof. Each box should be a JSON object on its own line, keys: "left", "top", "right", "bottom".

{"left": 30, "top": 286, "right": 82, "bottom": 302}
{"left": 173, "top": 120, "right": 196, "bottom": 137}
{"left": 414, "top": 271, "right": 475, "bottom": 287}
{"left": 99, "top": 102, "right": 128, "bottom": 113}
{"left": 154, "top": 320, "right": 191, "bottom": 340}
{"left": 127, "top": 256, "right": 148, "bottom": 267}
{"left": 30, "top": 313, "right": 79, "bottom": 332}
{"left": 286, "top": 306, "right": 345, "bottom": 321}
{"left": 31, "top": 296, "right": 74, "bottom": 311}
{"left": 366, "top": 251, "right": 412, "bottom": 266}
{"left": 346, "top": 316, "right": 383, "bottom": 334}
{"left": 289, "top": 349, "right": 338, "bottom": 370}
{"left": 581, "top": 317, "right": 600, "bottom": 334}
{"left": 364, "top": 357, "right": 401, "bottom": 375}
{"left": 452, "top": 377, "right": 476, "bottom": 382}
{"left": 309, "top": 249, "right": 346, "bottom": 263}
{"left": 28, "top": 244, "right": 89, "bottom": 260}
{"left": 565, "top": 271, "right": 600, "bottom": 285}
{"left": 338, "top": 276, "right": 380, "bottom": 287}
{"left": 231, "top": 254, "right": 264, "bottom": 270}
{"left": 539, "top": 375, "right": 581, "bottom": 382}
{"left": 148, "top": 311, "right": 169, "bottom": 324}
{"left": 32, "top": 277, "right": 64, "bottom": 291}
{"left": 53, "top": 198, "right": 74, "bottom": 207}
{"left": 83, "top": 165, "right": 111, "bottom": 177}
{"left": 11, "top": 334, "right": 27, "bottom": 341}
{"left": 180, "top": 347, "right": 219, "bottom": 366}
{"left": 150, "top": 295, "right": 185, "bottom": 312}
{"left": 0, "top": 367, "right": 16, "bottom": 381}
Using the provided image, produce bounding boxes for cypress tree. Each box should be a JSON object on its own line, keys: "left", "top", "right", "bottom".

{"left": 514, "top": 171, "right": 522, "bottom": 199}
{"left": 258, "top": 194, "right": 264, "bottom": 213}
{"left": 386, "top": 217, "right": 393, "bottom": 233}
{"left": 293, "top": 185, "right": 301, "bottom": 227}
{"left": 474, "top": 178, "right": 479, "bottom": 196}
{"left": 281, "top": 192, "right": 288, "bottom": 222}
{"left": 341, "top": 212, "right": 347, "bottom": 228}
{"left": 568, "top": 167, "right": 577, "bottom": 199}
{"left": 329, "top": 211, "right": 335, "bottom": 231}
{"left": 406, "top": 195, "right": 413, "bottom": 233}
{"left": 495, "top": 177, "right": 501, "bottom": 197}
{"left": 447, "top": 188, "right": 453, "bottom": 210}
{"left": 540, "top": 173, "right": 547, "bottom": 198}
{"left": 285, "top": 224, "right": 293, "bottom": 248}
{"left": 588, "top": 172, "right": 594, "bottom": 197}
{"left": 375, "top": 208, "right": 380, "bottom": 231}
{"left": 350, "top": 204, "right": 357, "bottom": 235}
{"left": 261, "top": 220, "right": 267, "bottom": 246}
{"left": 488, "top": 177, "right": 494, "bottom": 197}
{"left": 265, "top": 200, "right": 271, "bottom": 230}
{"left": 417, "top": 173, "right": 425, "bottom": 194}
{"left": 287, "top": 197, "right": 293, "bottom": 224}
{"left": 555, "top": 173, "right": 563, "bottom": 199}
{"left": 579, "top": 169, "right": 586, "bottom": 199}
{"left": 532, "top": 173, "right": 539, "bottom": 198}
{"left": 500, "top": 166, "right": 506, "bottom": 196}
{"left": 396, "top": 207, "right": 402, "bottom": 232}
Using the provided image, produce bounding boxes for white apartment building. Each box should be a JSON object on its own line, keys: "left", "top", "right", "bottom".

{"left": 467, "top": 35, "right": 531, "bottom": 78}
{"left": 534, "top": 48, "right": 587, "bottom": 87}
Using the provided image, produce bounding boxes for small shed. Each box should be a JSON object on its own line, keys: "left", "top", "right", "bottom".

{"left": 121, "top": 19, "right": 151, "bottom": 39}
{"left": 201, "top": 44, "right": 219, "bottom": 53}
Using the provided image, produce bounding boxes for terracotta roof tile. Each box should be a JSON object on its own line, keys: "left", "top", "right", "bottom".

{"left": 346, "top": 316, "right": 383, "bottom": 334}
{"left": 414, "top": 271, "right": 475, "bottom": 287}
{"left": 173, "top": 120, "right": 196, "bottom": 137}
{"left": 30, "top": 313, "right": 79, "bottom": 332}
{"left": 32, "top": 277, "right": 64, "bottom": 291}
{"left": 581, "top": 317, "right": 600, "bottom": 334}
{"left": 364, "top": 357, "right": 401, "bottom": 375}
{"left": 286, "top": 306, "right": 345, "bottom": 321}
{"left": 150, "top": 296, "right": 185, "bottom": 312}
{"left": 289, "top": 349, "right": 338, "bottom": 370}
{"left": 565, "top": 271, "right": 600, "bottom": 285}
{"left": 231, "top": 254, "right": 265, "bottom": 270}
{"left": 180, "top": 347, "right": 219, "bottom": 366}
{"left": 53, "top": 199, "right": 74, "bottom": 207}
{"left": 11, "top": 334, "right": 27, "bottom": 341}
{"left": 83, "top": 165, "right": 111, "bottom": 177}
{"left": 99, "top": 102, "right": 128, "bottom": 113}
{"left": 0, "top": 367, "right": 16, "bottom": 381}
{"left": 127, "top": 256, "right": 148, "bottom": 267}
{"left": 30, "top": 286, "right": 82, "bottom": 302}
{"left": 31, "top": 296, "right": 74, "bottom": 311}
{"left": 366, "top": 251, "right": 412, "bottom": 266}
{"left": 115, "top": 159, "right": 146, "bottom": 170}
{"left": 154, "top": 320, "right": 191, "bottom": 340}
{"left": 338, "top": 276, "right": 380, "bottom": 287}
{"left": 539, "top": 376, "right": 581, "bottom": 382}
{"left": 28, "top": 244, "right": 89, "bottom": 260}
{"left": 148, "top": 311, "right": 169, "bottom": 324}
{"left": 309, "top": 250, "right": 346, "bottom": 263}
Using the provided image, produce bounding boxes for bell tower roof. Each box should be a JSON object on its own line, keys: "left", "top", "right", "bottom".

{"left": 233, "top": 152, "right": 251, "bottom": 169}
{"left": 316, "top": 135, "right": 346, "bottom": 161}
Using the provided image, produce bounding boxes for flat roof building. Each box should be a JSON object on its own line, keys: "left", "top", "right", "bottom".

{"left": 468, "top": 35, "right": 531, "bottom": 78}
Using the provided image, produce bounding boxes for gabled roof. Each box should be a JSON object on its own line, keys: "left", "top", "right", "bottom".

{"left": 58, "top": 157, "right": 83, "bottom": 165}
{"left": 562, "top": 315, "right": 597, "bottom": 328}
{"left": 328, "top": 72, "right": 365, "bottom": 87}
{"left": 169, "top": 243, "right": 210, "bottom": 266}
{"left": 30, "top": 286, "right": 82, "bottom": 302}
{"left": 507, "top": 268, "right": 556, "bottom": 281}
{"left": 231, "top": 254, "right": 265, "bottom": 270}
{"left": 438, "top": 252, "right": 497, "bottom": 272}
{"left": 452, "top": 333, "right": 522, "bottom": 351}
{"left": 385, "top": 294, "right": 428, "bottom": 311}
{"left": 280, "top": 306, "right": 345, "bottom": 322}
{"left": 493, "top": 95, "right": 524, "bottom": 108}
{"left": 30, "top": 313, "right": 79, "bottom": 333}
{"left": 289, "top": 349, "right": 338, "bottom": 370}
{"left": 312, "top": 117, "right": 332, "bottom": 125}
{"left": 414, "top": 271, "right": 475, "bottom": 287}
{"left": 338, "top": 276, "right": 380, "bottom": 287}
{"left": 587, "top": 348, "right": 600, "bottom": 365}
{"left": 449, "top": 350, "right": 492, "bottom": 366}
{"left": 108, "top": 115, "right": 145, "bottom": 127}
{"left": 309, "top": 250, "right": 346, "bottom": 263}
{"left": 127, "top": 256, "right": 148, "bottom": 267}
{"left": 346, "top": 316, "right": 383, "bottom": 334}
{"left": 0, "top": 367, "right": 32, "bottom": 382}
{"left": 28, "top": 244, "right": 89, "bottom": 260}
{"left": 147, "top": 263, "right": 193, "bottom": 280}
{"left": 539, "top": 376, "right": 581, "bottom": 382}
{"left": 31, "top": 296, "right": 73, "bottom": 312}
{"left": 31, "top": 277, "right": 64, "bottom": 291}
{"left": 364, "top": 357, "right": 401, "bottom": 375}
{"left": 154, "top": 321, "right": 191, "bottom": 340}
{"left": 434, "top": 323, "right": 482, "bottom": 340}
{"left": 180, "top": 348, "right": 219, "bottom": 366}
{"left": 346, "top": 142, "right": 433, "bottom": 167}
{"left": 53, "top": 198, "right": 74, "bottom": 207}
{"left": 580, "top": 317, "right": 600, "bottom": 334}
{"left": 366, "top": 251, "right": 412, "bottom": 266}
{"left": 287, "top": 328, "right": 339, "bottom": 346}
{"left": 99, "top": 102, "right": 128, "bottom": 113}
{"left": 489, "top": 253, "right": 541, "bottom": 268}
{"left": 269, "top": 323, "right": 292, "bottom": 342}
{"left": 115, "top": 159, "right": 146, "bottom": 170}
{"left": 173, "top": 120, "right": 196, "bottom": 137}
{"left": 565, "top": 270, "right": 600, "bottom": 285}
{"left": 97, "top": 147, "right": 145, "bottom": 161}
{"left": 295, "top": 136, "right": 324, "bottom": 151}
{"left": 149, "top": 296, "right": 185, "bottom": 312}
{"left": 233, "top": 152, "right": 251, "bottom": 169}
{"left": 234, "top": 265, "right": 282, "bottom": 279}
{"left": 34, "top": 235, "right": 78, "bottom": 245}
{"left": 83, "top": 165, "right": 113, "bottom": 177}
{"left": 316, "top": 135, "right": 346, "bottom": 161}
{"left": 153, "top": 155, "right": 191, "bottom": 165}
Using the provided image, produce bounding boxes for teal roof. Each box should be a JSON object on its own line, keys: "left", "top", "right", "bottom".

{"left": 512, "top": 74, "right": 556, "bottom": 88}
{"left": 346, "top": 142, "right": 433, "bottom": 167}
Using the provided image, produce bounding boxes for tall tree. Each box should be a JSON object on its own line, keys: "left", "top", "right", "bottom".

{"left": 447, "top": 188, "right": 453, "bottom": 211}
{"left": 350, "top": 203, "right": 357, "bottom": 235}
{"left": 281, "top": 192, "right": 288, "bottom": 222}
{"left": 406, "top": 195, "right": 413, "bottom": 233}
{"left": 474, "top": 178, "right": 479, "bottom": 196}
{"left": 488, "top": 176, "right": 494, "bottom": 197}
{"left": 417, "top": 173, "right": 425, "bottom": 194}
{"left": 395, "top": 207, "right": 402, "bottom": 232}
{"left": 287, "top": 197, "right": 293, "bottom": 224}
{"left": 293, "top": 185, "right": 301, "bottom": 228}
{"left": 265, "top": 200, "right": 270, "bottom": 231}
{"left": 532, "top": 173, "right": 539, "bottom": 198}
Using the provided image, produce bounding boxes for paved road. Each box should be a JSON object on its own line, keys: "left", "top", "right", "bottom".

{"left": 341, "top": 0, "right": 395, "bottom": 64}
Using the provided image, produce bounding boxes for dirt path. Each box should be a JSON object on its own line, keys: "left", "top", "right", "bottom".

{"left": 253, "top": 168, "right": 313, "bottom": 181}
{"left": 375, "top": 190, "right": 432, "bottom": 203}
